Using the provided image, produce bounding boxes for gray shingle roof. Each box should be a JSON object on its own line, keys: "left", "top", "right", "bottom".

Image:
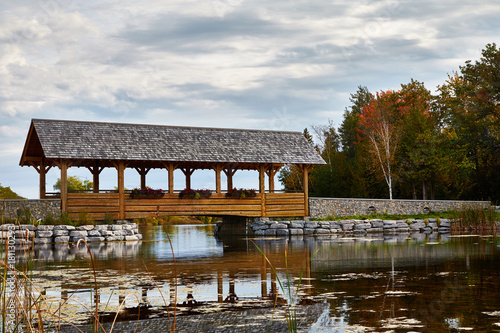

{"left": 27, "top": 119, "right": 325, "bottom": 165}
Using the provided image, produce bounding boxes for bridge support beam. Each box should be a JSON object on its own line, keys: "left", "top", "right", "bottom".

{"left": 215, "top": 216, "right": 248, "bottom": 237}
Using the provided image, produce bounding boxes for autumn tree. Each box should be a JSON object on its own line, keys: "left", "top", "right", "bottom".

{"left": 396, "top": 79, "right": 438, "bottom": 199}
{"left": 337, "top": 86, "right": 374, "bottom": 197}
{"left": 358, "top": 90, "right": 402, "bottom": 199}
{"left": 437, "top": 43, "right": 500, "bottom": 200}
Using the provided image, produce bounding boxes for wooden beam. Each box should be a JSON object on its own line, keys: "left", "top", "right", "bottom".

{"left": 265, "top": 164, "right": 282, "bottom": 193}
{"left": 213, "top": 164, "right": 223, "bottom": 194}
{"left": 60, "top": 159, "right": 68, "bottom": 213}
{"left": 298, "top": 164, "right": 312, "bottom": 217}
{"left": 135, "top": 167, "right": 151, "bottom": 189}
{"left": 39, "top": 159, "right": 46, "bottom": 199}
{"left": 164, "top": 163, "right": 176, "bottom": 194}
{"left": 181, "top": 168, "right": 194, "bottom": 190}
{"left": 223, "top": 166, "right": 237, "bottom": 191}
{"left": 87, "top": 161, "right": 104, "bottom": 193}
{"left": 117, "top": 161, "right": 125, "bottom": 220}
{"left": 259, "top": 165, "right": 266, "bottom": 217}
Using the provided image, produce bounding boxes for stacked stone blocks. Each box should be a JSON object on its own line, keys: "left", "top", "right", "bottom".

{"left": 250, "top": 219, "right": 452, "bottom": 236}
{"left": 0, "top": 223, "right": 142, "bottom": 244}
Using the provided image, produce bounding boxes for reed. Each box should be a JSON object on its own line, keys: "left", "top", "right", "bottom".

{"left": 252, "top": 240, "right": 318, "bottom": 333}
{"left": 1, "top": 218, "right": 178, "bottom": 333}
{"left": 450, "top": 204, "right": 498, "bottom": 232}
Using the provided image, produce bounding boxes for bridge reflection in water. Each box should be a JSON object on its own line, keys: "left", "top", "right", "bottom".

{"left": 26, "top": 225, "right": 314, "bottom": 324}
{"left": 15, "top": 225, "right": 500, "bottom": 332}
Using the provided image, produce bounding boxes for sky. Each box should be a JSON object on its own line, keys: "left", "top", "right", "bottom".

{"left": 1, "top": 0, "right": 499, "bottom": 198}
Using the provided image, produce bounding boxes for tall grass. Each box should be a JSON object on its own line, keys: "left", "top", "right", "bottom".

{"left": 1, "top": 217, "right": 178, "bottom": 333}
{"left": 252, "top": 240, "right": 318, "bottom": 333}
{"left": 450, "top": 204, "right": 498, "bottom": 232}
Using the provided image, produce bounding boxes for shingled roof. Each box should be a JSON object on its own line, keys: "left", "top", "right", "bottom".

{"left": 20, "top": 119, "right": 325, "bottom": 168}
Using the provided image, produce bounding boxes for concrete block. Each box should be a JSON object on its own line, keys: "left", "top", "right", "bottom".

{"left": 69, "top": 230, "right": 88, "bottom": 237}
{"left": 36, "top": 230, "right": 53, "bottom": 238}
{"left": 34, "top": 237, "right": 52, "bottom": 244}
{"left": 54, "top": 236, "right": 70, "bottom": 243}
{"left": 276, "top": 229, "right": 290, "bottom": 236}
{"left": 76, "top": 225, "right": 95, "bottom": 231}
{"left": 289, "top": 228, "right": 304, "bottom": 235}
{"left": 290, "top": 221, "right": 305, "bottom": 228}
{"left": 87, "top": 237, "right": 105, "bottom": 242}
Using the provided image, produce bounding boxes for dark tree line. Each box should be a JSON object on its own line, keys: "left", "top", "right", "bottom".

{"left": 280, "top": 43, "right": 500, "bottom": 203}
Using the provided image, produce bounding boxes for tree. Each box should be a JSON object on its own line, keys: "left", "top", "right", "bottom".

{"left": 396, "top": 79, "right": 437, "bottom": 199}
{"left": 437, "top": 43, "right": 500, "bottom": 201}
{"left": 358, "top": 90, "right": 402, "bottom": 200}
{"left": 339, "top": 86, "right": 372, "bottom": 158}
{"left": 278, "top": 128, "right": 314, "bottom": 192}
{"left": 0, "top": 184, "right": 25, "bottom": 199}
{"left": 310, "top": 121, "right": 346, "bottom": 197}
{"left": 53, "top": 176, "right": 93, "bottom": 192}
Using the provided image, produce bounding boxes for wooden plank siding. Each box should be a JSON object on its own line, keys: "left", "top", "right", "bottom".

{"left": 66, "top": 192, "right": 306, "bottom": 220}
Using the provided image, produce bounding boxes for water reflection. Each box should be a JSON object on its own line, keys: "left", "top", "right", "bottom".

{"left": 6, "top": 225, "right": 500, "bottom": 331}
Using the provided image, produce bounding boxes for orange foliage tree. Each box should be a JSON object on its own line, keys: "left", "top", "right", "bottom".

{"left": 358, "top": 90, "right": 402, "bottom": 199}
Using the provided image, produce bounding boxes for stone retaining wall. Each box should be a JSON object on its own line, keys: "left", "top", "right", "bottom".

{"left": 0, "top": 223, "right": 142, "bottom": 244}
{"left": 1, "top": 199, "right": 61, "bottom": 220}
{"left": 249, "top": 218, "right": 452, "bottom": 236}
{"left": 309, "top": 198, "right": 491, "bottom": 219}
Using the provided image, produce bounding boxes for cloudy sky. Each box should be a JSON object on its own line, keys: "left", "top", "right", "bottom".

{"left": 1, "top": 0, "right": 499, "bottom": 198}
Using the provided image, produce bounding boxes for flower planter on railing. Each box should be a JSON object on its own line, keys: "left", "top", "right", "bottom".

{"left": 226, "top": 188, "right": 257, "bottom": 198}
{"left": 179, "top": 189, "right": 212, "bottom": 199}
{"left": 130, "top": 187, "right": 164, "bottom": 199}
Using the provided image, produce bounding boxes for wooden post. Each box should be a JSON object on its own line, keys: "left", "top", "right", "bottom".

{"left": 117, "top": 161, "right": 125, "bottom": 220}
{"left": 181, "top": 168, "right": 194, "bottom": 190}
{"left": 39, "top": 159, "right": 46, "bottom": 199}
{"left": 265, "top": 165, "right": 281, "bottom": 193}
{"left": 166, "top": 163, "right": 175, "bottom": 194}
{"left": 259, "top": 165, "right": 266, "bottom": 217}
{"left": 259, "top": 166, "right": 265, "bottom": 194}
{"left": 60, "top": 159, "right": 68, "bottom": 213}
{"left": 135, "top": 167, "right": 151, "bottom": 189}
{"left": 223, "top": 167, "right": 236, "bottom": 191}
{"left": 213, "top": 164, "right": 223, "bottom": 194}
{"left": 88, "top": 161, "right": 103, "bottom": 193}
{"left": 301, "top": 165, "right": 311, "bottom": 217}
{"left": 93, "top": 168, "right": 100, "bottom": 193}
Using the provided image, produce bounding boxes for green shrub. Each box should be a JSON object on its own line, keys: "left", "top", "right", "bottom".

{"left": 102, "top": 212, "right": 114, "bottom": 225}
{"left": 58, "top": 212, "right": 73, "bottom": 225}
{"left": 42, "top": 214, "right": 56, "bottom": 225}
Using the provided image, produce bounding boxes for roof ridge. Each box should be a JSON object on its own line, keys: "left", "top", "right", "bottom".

{"left": 31, "top": 118, "right": 303, "bottom": 135}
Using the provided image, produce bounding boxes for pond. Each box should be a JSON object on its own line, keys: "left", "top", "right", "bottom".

{"left": 6, "top": 225, "right": 500, "bottom": 332}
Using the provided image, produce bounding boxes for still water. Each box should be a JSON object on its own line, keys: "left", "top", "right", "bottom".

{"left": 20, "top": 225, "right": 500, "bottom": 331}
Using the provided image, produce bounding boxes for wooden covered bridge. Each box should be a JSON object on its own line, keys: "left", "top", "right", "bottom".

{"left": 20, "top": 119, "right": 325, "bottom": 220}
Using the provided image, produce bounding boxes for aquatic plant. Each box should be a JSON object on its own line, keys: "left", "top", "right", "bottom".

{"left": 252, "top": 240, "right": 318, "bottom": 333}
{"left": 1, "top": 218, "right": 179, "bottom": 333}
{"left": 450, "top": 204, "right": 498, "bottom": 232}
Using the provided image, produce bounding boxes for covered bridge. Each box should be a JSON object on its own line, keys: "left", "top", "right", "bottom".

{"left": 20, "top": 119, "right": 325, "bottom": 220}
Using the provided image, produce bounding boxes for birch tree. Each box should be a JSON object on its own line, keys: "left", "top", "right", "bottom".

{"left": 358, "top": 91, "right": 401, "bottom": 200}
